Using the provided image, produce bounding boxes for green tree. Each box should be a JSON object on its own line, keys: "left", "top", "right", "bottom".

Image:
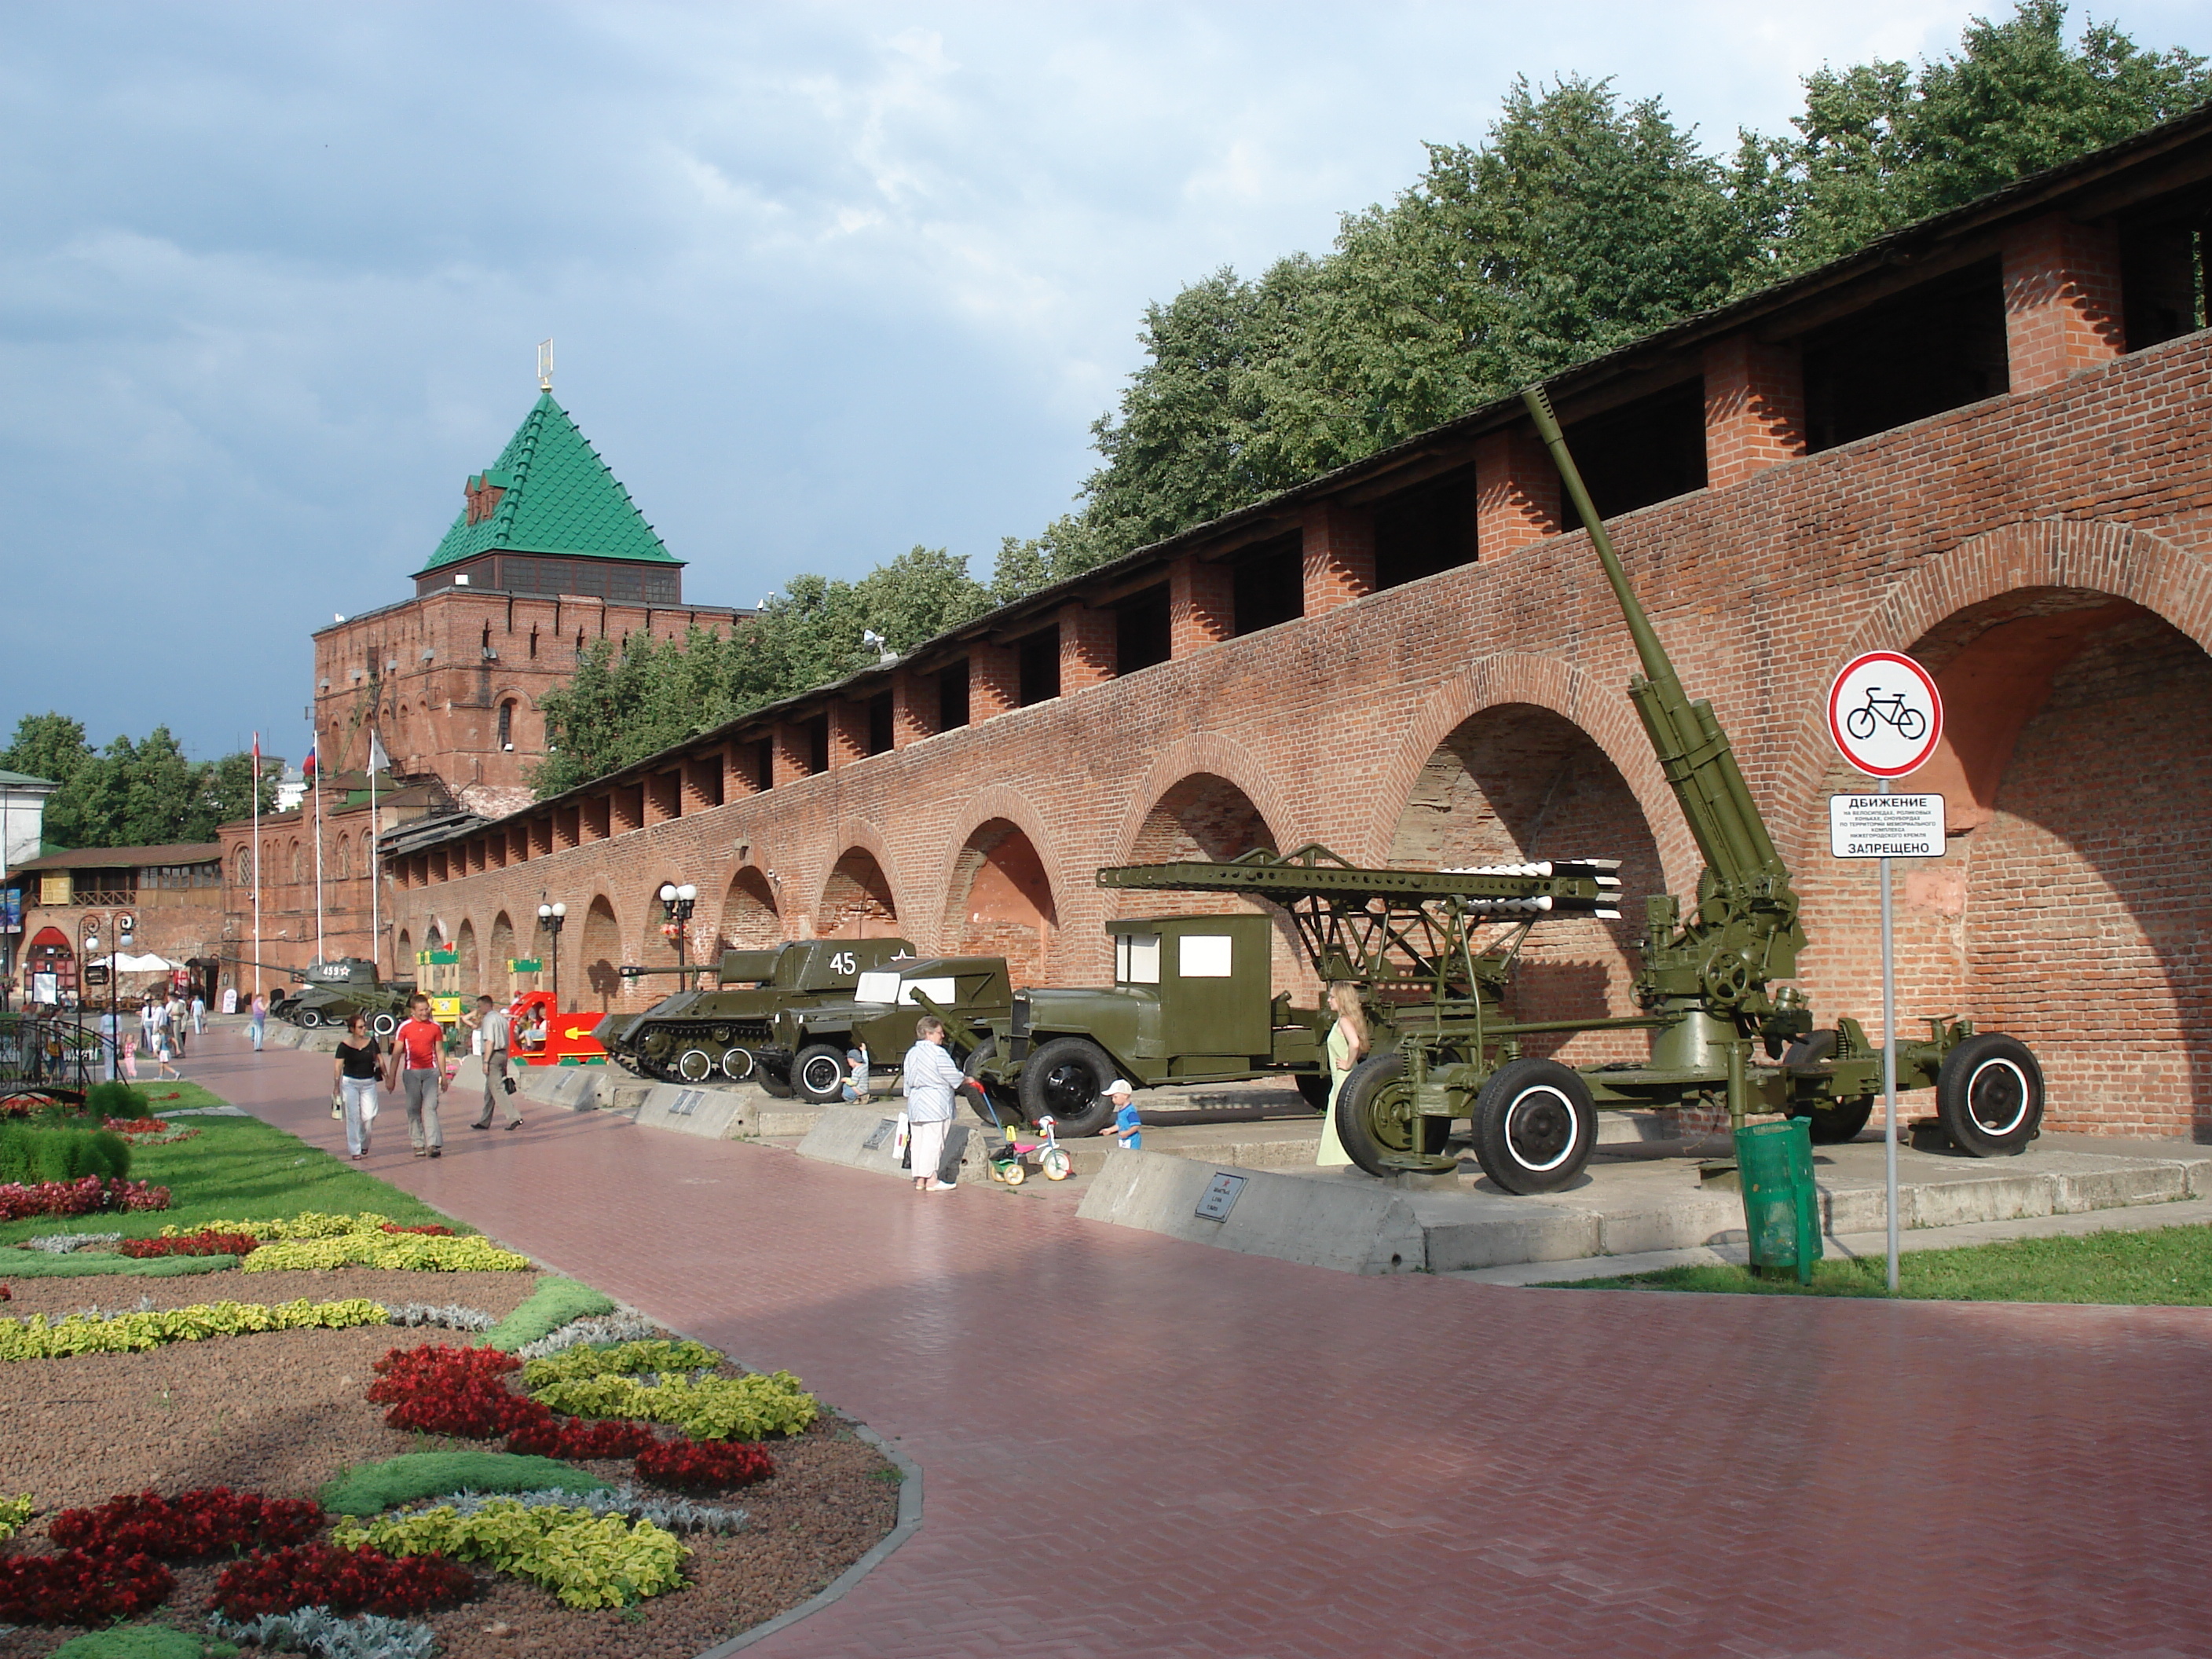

{"left": 1765, "top": 2, "right": 2209, "bottom": 270}
{"left": 0, "top": 712, "right": 273, "bottom": 847}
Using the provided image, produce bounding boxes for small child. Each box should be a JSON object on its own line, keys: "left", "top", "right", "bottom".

{"left": 1096, "top": 1079, "right": 1140, "bottom": 1149}
{"left": 840, "top": 1046, "right": 871, "bottom": 1104}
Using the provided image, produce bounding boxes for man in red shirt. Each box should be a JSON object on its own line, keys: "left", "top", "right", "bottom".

{"left": 385, "top": 994, "right": 447, "bottom": 1158}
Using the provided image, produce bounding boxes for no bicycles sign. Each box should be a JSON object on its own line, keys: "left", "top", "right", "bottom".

{"left": 1827, "top": 650, "right": 1943, "bottom": 778}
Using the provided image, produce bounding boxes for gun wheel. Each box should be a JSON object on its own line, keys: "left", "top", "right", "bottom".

{"left": 1937, "top": 1033, "right": 2043, "bottom": 1156}
{"left": 1471, "top": 1059, "right": 1595, "bottom": 1195}
{"left": 1335, "top": 1053, "right": 1451, "bottom": 1177}
{"left": 1294, "top": 1071, "right": 1331, "bottom": 1112}
{"left": 1797, "top": 1096, "right": 1873, "bottom": 1144}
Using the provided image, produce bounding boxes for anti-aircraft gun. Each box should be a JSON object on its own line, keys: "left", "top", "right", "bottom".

{"left": 1516, "top": 386, "right": 2043, "bottom": 1177}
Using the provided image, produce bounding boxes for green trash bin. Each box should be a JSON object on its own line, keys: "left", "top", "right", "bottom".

{"left": 1734, "top": 1118, "right": 1823, "bottom": 1283}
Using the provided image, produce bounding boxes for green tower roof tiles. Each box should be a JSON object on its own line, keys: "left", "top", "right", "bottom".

{"left": 417, "top": 394, "right": 679, "bottom": 574}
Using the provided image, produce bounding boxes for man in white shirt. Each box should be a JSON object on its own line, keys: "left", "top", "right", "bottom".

{"left": 466, "top": 995, "right": 521, "bottom": 1130}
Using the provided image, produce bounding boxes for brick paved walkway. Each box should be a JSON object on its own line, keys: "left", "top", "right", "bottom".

{"left": 188, "top": 1036, "right": 2212, "bottom": 1657}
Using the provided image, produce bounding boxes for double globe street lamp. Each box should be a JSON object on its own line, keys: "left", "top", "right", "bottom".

{"left": 536, "top": 901, "right": 566, "bottom": 1009}
{"left": 657, "top": 884, "right": 698, "bottom": 985}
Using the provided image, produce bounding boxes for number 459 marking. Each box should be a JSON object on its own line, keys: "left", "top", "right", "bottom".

{"left": 830, "top": 951, "right": 857, "bottom": 975}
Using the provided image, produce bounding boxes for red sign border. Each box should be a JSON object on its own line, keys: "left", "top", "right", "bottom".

{"left": 1827, "top": 650, "right": 1943, "bottom": 778}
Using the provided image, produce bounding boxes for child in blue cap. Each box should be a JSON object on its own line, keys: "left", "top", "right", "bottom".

{"left": 1098, "top": 1079, "right": 1140, "bottom": 1149}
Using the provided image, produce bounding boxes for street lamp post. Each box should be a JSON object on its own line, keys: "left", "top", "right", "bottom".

{"left": 537, "top": 902, "right": 566, "bottom": 1009}
{"left": 657, "top": 884, "right": 698, "bottom": 986}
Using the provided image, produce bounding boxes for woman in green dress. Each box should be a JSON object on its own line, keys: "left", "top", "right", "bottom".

{"left": 1315, "top": 982, "right": 1368, "bottom": 1166}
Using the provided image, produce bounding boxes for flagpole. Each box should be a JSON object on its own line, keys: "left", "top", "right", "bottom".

{"left": 312, "top": 742, "right": 325, "bottom": 963}
{"left": 251, "top": 734, "right": 262, "bottom": 998}
{"left": 368, "top": 727, "right": 383, "bottom": 976}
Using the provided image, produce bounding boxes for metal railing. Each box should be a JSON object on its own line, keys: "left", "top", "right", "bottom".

{"left": 0, "top": 1015, "right": 98, "bottom": 1106}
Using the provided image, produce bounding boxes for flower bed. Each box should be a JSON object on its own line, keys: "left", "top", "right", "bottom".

{"left": 164, "top": 1211, "right": 426, "bottom": 1242}
{"left": 333, "top": 1500, "right": 686, "bottom": 1609}
{"left": 0, "top": 1176, "right": 170, "bottom": 1223}
{"left": 0, "top": 1298, "right": 389, "bottom": 1361}
{"left": 242, "top": 1235, "right": 531, "bottom": 1273}
{"left": 119, "top": 1230, "right": 261, "bottom": 1259}
{"left": 209, "top": 1540, "right": 475, "bottom": 1620}
{"left": 49, "top": 1488, "right": 323, "bottom": 1557}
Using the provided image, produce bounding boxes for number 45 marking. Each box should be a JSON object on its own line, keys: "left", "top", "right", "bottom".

{"left": 831, "top": 951, "right": 857, "bottom": 975}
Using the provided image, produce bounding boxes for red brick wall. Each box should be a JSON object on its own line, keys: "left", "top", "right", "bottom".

{"left": 390, "top": 330, "right": 2212, "bottom": 1134}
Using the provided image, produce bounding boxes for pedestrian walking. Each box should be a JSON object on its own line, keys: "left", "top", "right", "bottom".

{"left": 249, "top": 992, "right": 266, "bottom": 1052}
{"left": 333, "top": 1013, "right": 381, "bottom": 1159}
{"left": 165, "top": 991, "right": 188, "bottom": 1060}
{"left": 152, "top": 1010, "right": 179, "bottom": 1080}
{"left": 98, "top": 1006, "right": 119, "bottom": 1083}
{"left": 190, "top": 991, "right": 206, "bottom": 1035}
{"left": 137, "top": 994, "right": 156, "bottom": 1057}
{"left": 385, "top": 994, "right": 445, "bottom": 1158}
{"left": 900, "top": 1015, "right": 972, "bottom": 1192}
{"left": 464, "top": 995, "right": 521, "bottom": 1130}
{"left": 1314, "top": 982, "right": 1368, "bottom": 1167}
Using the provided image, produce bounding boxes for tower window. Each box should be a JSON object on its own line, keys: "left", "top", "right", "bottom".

{"left": 498, "top": 701, "right": 515, "bottom": 751}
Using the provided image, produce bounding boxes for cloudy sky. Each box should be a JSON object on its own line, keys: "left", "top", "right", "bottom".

{"left": 4, "top": 1, "right": 2207, "bottom": 761}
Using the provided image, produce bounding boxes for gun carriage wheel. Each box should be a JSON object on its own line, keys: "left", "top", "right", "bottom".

{"left": 1798, "top": 1096, "right": 1873, "bottom": 1144}
{"left": 755, "top": 1065, "right": 794, "bottom": 1097}
{"left": 1018, "top": 1036, "right": 1119, "bottom": 1137}
{"left": 1294, "top": 1071, "right": 1331, "bottom": 1112}
{"left": 1936, "top": 1033, "right": 2043, "bottom": 1155}
{"left": 1470, "top": 1058, "right": 1596, "bottom": 1195}
{"left": 1334, "top": 1053, "right": 1452, "bottom": 1177}
{"left": 961, "top": 1038, "right": 1022, "bottom": 1122}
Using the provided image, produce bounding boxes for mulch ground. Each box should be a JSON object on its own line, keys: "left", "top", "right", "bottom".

{"left": 0, "top": 1265, "right": 899, "bottom": 1657}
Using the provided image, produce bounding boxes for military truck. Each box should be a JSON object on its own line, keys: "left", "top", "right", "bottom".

{"left": 959, "top": 913, "right": 1334, "bottom": 1137}
{"left": 766, "top": 955, "right": 1013, "bottom": 1105}
{"left": 597, "top": 938, "right": 920, "bottom": 1091}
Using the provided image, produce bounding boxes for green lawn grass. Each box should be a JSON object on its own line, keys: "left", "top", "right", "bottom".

{"left": 1547, "top": 1223, "right": 2212, "bottom": 1305}
{"left": 1, "top": 1112, "right": 463, "bottom": 1247}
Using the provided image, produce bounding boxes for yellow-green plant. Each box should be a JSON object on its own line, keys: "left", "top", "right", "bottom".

{"left": 333, "top": 1500, "right": 686, "bottom": 1609}
{"left": 162, "top": 1210, "right": 418, "bottom": 1240}
{"left": 0, "top": 1298, "right": 388, "bottom": 1361}
{"left": 519, "top": 1339, "right": 719, "bottom": 1387}
{"left": 0, "top": 1493, "right": 33, "bottom": 1542}
{"left": 242, "top": 1236, "right": 531, "bottom": 1273}
{"left": 528, "top": 1371, "right": 817, "bottom": 1441}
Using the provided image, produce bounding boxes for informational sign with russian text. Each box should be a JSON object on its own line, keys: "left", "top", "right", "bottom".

{"left": 1829, "top": 793, "right": 1946, "bottom": 859}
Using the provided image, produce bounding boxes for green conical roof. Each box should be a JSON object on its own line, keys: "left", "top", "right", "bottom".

{"left": 417, "top": 394, "right": 679, "bottom": 574}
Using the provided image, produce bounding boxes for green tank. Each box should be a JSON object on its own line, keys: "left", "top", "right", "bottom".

{"left": 595, "top": 939, "right": 920, "bottom": 1092}
{"left": 225, "top": 956, "right": 416, "bottom": 1035}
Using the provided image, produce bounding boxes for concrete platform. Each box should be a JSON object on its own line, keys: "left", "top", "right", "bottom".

{"left": 1073, "top": 1126, "right": 2212, "bottom": 1273}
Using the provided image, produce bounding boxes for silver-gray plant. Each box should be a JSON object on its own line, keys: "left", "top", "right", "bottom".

{"left": 207, "top": 1605, "right": 440, "bottom": 1659}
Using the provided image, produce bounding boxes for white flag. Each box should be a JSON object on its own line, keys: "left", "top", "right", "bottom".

{"left": 367, "top": 726, "right": 390, "bottom": 774}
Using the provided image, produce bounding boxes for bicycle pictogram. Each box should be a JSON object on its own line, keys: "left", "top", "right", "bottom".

{"left": 1844, "top": 687, "right": 1926, "bottom": 744}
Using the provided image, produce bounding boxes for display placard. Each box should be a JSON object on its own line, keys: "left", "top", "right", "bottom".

{"left": 1829, "top": 793, "right": 1946, "bottom": 859}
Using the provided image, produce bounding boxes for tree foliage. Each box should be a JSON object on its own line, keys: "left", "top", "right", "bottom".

{"left": 529, "top": 3, "right": 2206, "bottom": 797}
{"left": 1, "top": 713, "right": 276, "bottom": 849}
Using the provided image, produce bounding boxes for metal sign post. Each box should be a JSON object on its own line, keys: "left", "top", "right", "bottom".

{"left": 1826, "top": 651, "right": 1944, "bottom": 1294}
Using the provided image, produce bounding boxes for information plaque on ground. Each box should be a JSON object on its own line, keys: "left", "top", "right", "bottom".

{"left": 1829, "top": 793, "right": 1946, "bottom": 859}
{"left": 1195, "top": 1171, "right": 1247, "bottom": 1221}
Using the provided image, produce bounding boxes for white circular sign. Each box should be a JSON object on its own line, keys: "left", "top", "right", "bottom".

{"left": 1828, "top": 651, "right": 1943, "bottom": 778}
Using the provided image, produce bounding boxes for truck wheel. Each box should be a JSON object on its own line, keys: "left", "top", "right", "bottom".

{"left": 1471, "top": 1059, "right": 1595, "bottom": 1195}
{"left": 1335, "top": 1054, "right": 1449, "bottom": 1177}
{"left": 1936, "top": 1034, "right": 2043, "bottom": 1156}
{"left": 371, "top": 1012, "right": 398, "bottom": 1038}
{"left": 1796, "top": 1096, "right": 1873, "bottom": 1144}
{"left": 1295, "top": 1071, "right": 1331, "bottom": 1112}
{"left": 793, "top": 1043, "right": 849, "bottom": 1104}
{"left": 1019, "top": 1038, "right": 1117, "bottom": 1137}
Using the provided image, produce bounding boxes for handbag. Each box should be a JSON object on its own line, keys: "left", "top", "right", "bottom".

{"left": 894, "top": 1111, "right": 910, "bottom": 1168}
{"left": 331, "top": 1090, "right": 344, "bottom": 1120}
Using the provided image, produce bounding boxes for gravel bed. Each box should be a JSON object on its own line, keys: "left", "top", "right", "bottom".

{"left": 0, "top": 1273, "right": 900, "bottom": 1656}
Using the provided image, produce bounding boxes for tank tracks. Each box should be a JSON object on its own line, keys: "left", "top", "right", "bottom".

{"left": 624, "top": 1018, "right": 773, "bottom": 1085}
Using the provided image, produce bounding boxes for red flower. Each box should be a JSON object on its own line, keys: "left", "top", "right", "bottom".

{"left": 210, "top": 1544, "right": 473, "bottom": 1621}
{"left": 0, "top": 1547, "right": 172, "bottom": 1624}
{"left": 634, "top": 1436, "right": 775, "bottom": 1492}
{"left": 49, "top": 1489, "right": 321, "bottom": 1558}
{"left": 118, "top": 1231, "right": 259, "bottom": 1259}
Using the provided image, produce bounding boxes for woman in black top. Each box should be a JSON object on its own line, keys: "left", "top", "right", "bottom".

{"left": 334, "top": 1013, "right": 382, "bottom": 1160}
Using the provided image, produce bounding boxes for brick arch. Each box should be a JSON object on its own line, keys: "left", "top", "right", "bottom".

{"left": 1771, "top": 518, "right": 2212, "bottom": 867}
{"left": 939, "top": 808, "right": 1060, "bottom": 988}
{"left": 811, "top": 821, "right": 904, "bottom": 941}
{"left": 577, "top": 891, "right": 624, "bottom": 1012}
{"left": 1369, "top": 653, "right": 1690, "bottom": 888}
{"left": 633, "top": 874, "right": 687, "bottom": 980}
{"left": 1113, "top": 734, "right": 1301, "bottom": 866}
{"left": 932, "top": 786, "right": 1070, "bottom": 953}
{"left": 712, "top": 862, "right": 783, "bottom": 953}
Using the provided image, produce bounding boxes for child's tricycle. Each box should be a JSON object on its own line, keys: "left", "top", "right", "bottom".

{"left": 986, "top": 1114, "right": 1073, "bottom": 1185}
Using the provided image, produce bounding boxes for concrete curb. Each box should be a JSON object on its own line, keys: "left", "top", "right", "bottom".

{"left": 1078, "top": 1149, "right": 1426, "bottom": 1274}
{"left": 692, "top": 1422, "right": 923, "bottom": 1657}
